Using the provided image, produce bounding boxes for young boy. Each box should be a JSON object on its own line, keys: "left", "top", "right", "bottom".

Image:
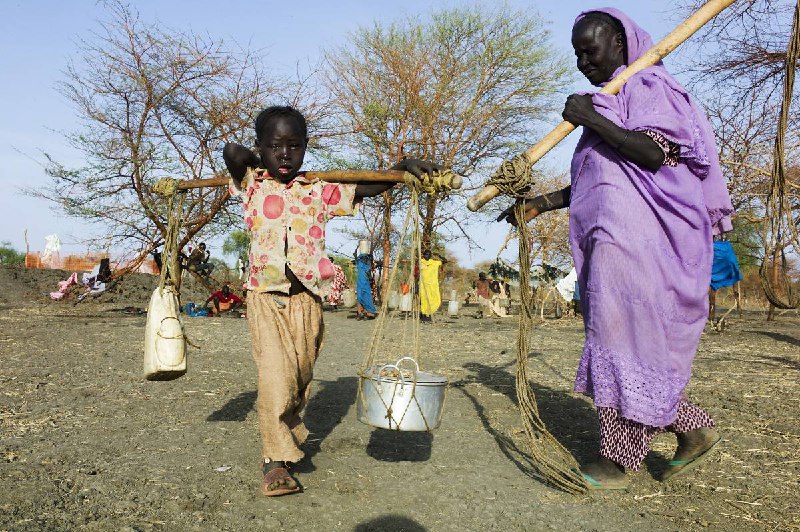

{"left": 223, "top": 105, "right": 439, "bottom": 496}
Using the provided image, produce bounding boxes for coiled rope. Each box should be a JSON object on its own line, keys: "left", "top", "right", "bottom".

{"left": 493, "top": 157, "right": 587, "bottom": 494}
{"left": 760, "top": 0, "right": 800, "bottom": 310}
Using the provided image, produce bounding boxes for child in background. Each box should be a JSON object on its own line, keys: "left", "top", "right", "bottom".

{"left": 223, "top": 105, "right": 440, "bottom": 496}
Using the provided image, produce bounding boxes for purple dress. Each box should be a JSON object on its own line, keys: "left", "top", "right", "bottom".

{"left": 570, "top": 8, "right": 733, "bottom": 428}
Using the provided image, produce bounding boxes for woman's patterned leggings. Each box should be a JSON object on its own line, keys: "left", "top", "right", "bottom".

{"left": 597, "top": 399, "right": 715, "bottom": 471}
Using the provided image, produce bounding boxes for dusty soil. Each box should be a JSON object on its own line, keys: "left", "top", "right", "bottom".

{"left": 1, "top": 265, "right": 798, "bottom": 531}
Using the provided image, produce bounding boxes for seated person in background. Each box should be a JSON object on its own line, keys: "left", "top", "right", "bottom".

{"left": 489, "top": 278, "right": 508, "bottom": 318}
{"left": 187, "top": 242, "right": 214, "bottom": 277}
{"left": 205, "top": 284, "right": 243, "bottom": 316}
{"left": 78, "top": 258, "right": 112, "bottom": 302}
{"left": 150, "top": 249, "right": 163, "bottom": 274}
{"left": 475, "top": 272, "right": 491, "bottom": 314}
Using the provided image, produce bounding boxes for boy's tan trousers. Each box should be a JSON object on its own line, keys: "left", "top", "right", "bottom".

{"left": 247, "top": 290, "right": 323, "bottom": 463}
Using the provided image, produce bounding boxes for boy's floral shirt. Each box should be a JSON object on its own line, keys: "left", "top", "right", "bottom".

{"left": 230, "top": 168, "right": 358, "bottom": 296}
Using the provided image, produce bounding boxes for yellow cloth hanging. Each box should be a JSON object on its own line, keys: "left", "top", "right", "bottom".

{"left": 419, "top": 258, "right": 442, "bottom": 315}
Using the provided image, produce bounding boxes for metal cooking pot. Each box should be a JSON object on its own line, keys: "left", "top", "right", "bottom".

{"left": 357, "top": 357, "right": 447, "bottom": 431}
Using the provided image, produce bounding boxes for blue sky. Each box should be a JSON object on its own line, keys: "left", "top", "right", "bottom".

{"left": 0, "top": 1, "right": 684, "bottom": 266}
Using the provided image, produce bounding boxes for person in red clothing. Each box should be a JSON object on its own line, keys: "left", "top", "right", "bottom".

{"left": 204, "top": 284, "right": 243, "bottom": 315}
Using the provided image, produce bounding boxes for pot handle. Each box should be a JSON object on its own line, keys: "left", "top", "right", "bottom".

{"left": 376, "top": 363, "right": 405, "bottom": 392}
{"left": 395, "top": 356, "right": 419, "bottom": 376}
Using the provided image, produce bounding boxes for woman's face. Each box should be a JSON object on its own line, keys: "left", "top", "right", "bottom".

{"left": 571, "top": 19, "right": 625, "bottom": 86}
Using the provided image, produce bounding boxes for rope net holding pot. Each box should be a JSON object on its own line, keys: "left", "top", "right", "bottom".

{"left": 356, "top": 178, "right": 448, "bottom": 433}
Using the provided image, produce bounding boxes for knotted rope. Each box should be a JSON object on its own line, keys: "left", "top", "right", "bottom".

{"left": 153, "top": 177, "right": 185, "bottom": 292}
{"left": 487, "top": 153, "right": 537, "bottom": 198}
{"left": 512, "top": 201, "right": 587, "bottom": 494}
{"left": 403, "top": 168, "right": 460, "bottom": 195}
{"left": 152, "top": 177, "right": 179, "bottom": 198}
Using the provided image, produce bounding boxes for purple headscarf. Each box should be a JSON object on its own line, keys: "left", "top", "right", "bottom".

{"left": 576, "top": 8, "right": 733, "bottom": 233}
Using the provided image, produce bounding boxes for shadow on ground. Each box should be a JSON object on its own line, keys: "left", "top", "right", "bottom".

{"left": 748, "top": 330, "right": 800, "bottom": 348}
{"left": 455, "top": 357, "right": 689, "bottom": 481}
{"left": 207, "top": 391, "right": 256, "bottom": 422}
{"left": 206, "top": 376, "right": 359, "bottom": 472}
{"left": 453, "top": 358, "right": 599, "bottom": 489}
{"left": 354, "top": 514, "right": 427, "bottom": 532}
{"left": 366, "top": 429, "right": 433, "bottom": 462}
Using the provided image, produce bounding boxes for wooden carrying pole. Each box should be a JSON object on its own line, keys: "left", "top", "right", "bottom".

{"left": 175, "top": 170, "right": 462, "bottom": 190}
{"left": 466, "top": 0, "right": 738, "bottom": 212}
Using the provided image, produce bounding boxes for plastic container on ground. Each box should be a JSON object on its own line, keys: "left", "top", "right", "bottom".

{"left": 342, "top": 288, "right": 356, "bottom": 308}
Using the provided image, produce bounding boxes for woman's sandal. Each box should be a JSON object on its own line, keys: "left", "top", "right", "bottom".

{"left": 579, "top": 471, "right": 630, "bottom": 491}
{"left": 661, "top": 435, "right": 721, "bottom": 481}
{"left": 261, "top": 466, "right": 301, "bottom": 497}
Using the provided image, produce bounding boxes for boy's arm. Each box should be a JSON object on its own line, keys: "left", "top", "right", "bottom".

{"left": 355, "top": 158, "right": 443, "bottom": 199}
{"left": 223, "top": 143, "right": 260, "bottom": 185}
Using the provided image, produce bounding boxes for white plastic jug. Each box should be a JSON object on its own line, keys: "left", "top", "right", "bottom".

{"left": 399, "top": 293, "right": 413, "bottom": 312}
{"left": 387, "top": 290, "right": 400, "bottom": 310}
{"left": 342, "top": 288, "right": 357, "bottom": 308}
{"left": 143, "top": 285, "right": 187, "bottom": 381}
{"left": 448, "top": 300, "right": 459, "bottom": 317}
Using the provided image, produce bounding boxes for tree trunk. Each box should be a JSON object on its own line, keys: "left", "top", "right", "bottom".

{"left": 767, "top": 245, "right": 779, "bottom": 321}
{"left": 421, "top": 193, "right": 438, "bottom": 252}
{"left": 380, "top": 191, "right": 393, "bottom": 299}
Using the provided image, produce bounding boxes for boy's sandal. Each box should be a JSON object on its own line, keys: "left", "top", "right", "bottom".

{"left": 661, "top": 436, "right": 721, "bottom": 482}
{"left": 261, "top": 467, "right": 301, "bottom": 497}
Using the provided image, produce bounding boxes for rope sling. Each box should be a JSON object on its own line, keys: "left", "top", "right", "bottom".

{"left": 356, "top": 175, "right": 452, "bottom": 432}
{"left": 760, "top": 0, "right": 800, "bottom": 310}
{"left": 486, "top": 166, "right": 588, "bottom": 494}
{"left": 152, "top": 177, "right": 185, "bottom": 293}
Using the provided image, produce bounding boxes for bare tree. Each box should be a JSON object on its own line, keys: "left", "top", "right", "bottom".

{"left": 322, "top": 5, "right": 573, "bottom": 294}
{"left": 30, "top": 2, "right": 278, "bottom": 267}
{"left": 674, "top": 0, "right": 800, "bottom": 316}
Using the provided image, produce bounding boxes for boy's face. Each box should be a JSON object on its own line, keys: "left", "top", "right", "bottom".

{"left": 258, "top": 116, "right": 307, "bottom": 183}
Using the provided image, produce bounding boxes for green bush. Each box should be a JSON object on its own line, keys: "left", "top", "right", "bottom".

{"left": 0, "top": 242, "right": 25, "bottom": 265}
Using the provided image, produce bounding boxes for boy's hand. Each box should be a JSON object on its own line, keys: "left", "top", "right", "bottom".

{"left": 391, "top": 158, "right": 442, "bottom": 180}
{"left": 357, "top": 158, "right": 444, "bottom": 199}
{"left": 223, "top": 143, "right": 260, "bottom": 181}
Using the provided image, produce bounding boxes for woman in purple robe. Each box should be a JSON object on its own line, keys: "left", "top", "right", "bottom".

{"left": 500, "top": 8, "right": 733, "bottom": 489}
